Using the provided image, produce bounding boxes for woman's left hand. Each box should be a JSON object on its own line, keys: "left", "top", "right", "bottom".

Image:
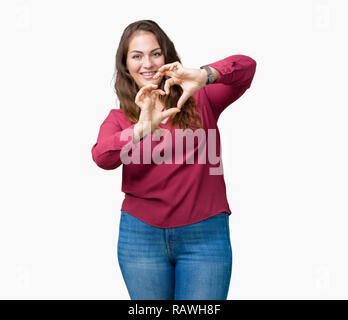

{"left": 152, "top": 62, "right": 207, "bottom": 109}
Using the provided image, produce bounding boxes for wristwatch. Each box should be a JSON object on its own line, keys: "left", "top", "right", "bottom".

{"left": 200, "top": 65, "right": 215, "bottom": 85}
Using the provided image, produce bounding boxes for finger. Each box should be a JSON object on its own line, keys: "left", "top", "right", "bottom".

{"left": 164, "top": 77, "right": 182, "bottom": 94}
{"left": 140, "top": 84, "right": 160, "bottom": 100}
{"left": 177, "top": 91, "right": 191, "bottom": 110}
{"left": 142, "top": 84, "right": 158, "bottom": 93}
{"left": 151, "top": 89, "right": 166, "bottom": 96}
{"left": 135, "top": 89, "right": 145, "bottom": 105}
{"left": 161, "top": 107, "right": 181, "bottom": 120}
{"left": 153, "top": 62, "right": 181, "bottom": 79}
{"left": 153, "top": 69, "right": 175, "bottom": 79}
{"left": 158, "top": 62, "right": 175, "bottom": 72}
{"left": 159, "top": 61, "right": 181, "bottom": 72}
{"left": 137, "top": 84, "right": 157, "bottom": 98}
{"left": 135, "top": 84, "right": 159, "bottom": 105}
{"left": 150, "top": 90, "right": 166, "bottom": 102}
{"left": 169, "top": 62, "right": 181, "bottom": 71}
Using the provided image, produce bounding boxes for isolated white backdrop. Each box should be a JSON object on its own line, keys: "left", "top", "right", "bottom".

{"left": 1, "top": 0, "right": 347, "bottom": 299}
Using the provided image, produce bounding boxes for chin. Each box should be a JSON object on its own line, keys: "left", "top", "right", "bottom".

{"left": 139, "top": 79, "right": 160, "bottom": 88}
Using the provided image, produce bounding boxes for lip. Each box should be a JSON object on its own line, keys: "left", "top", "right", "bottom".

{"left": 140, "top": 71, "right": 157, "bottom": 79}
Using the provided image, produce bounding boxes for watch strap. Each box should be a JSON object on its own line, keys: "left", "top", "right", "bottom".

{"left": 200, "top": 65, "right": 215, "bottom": 85}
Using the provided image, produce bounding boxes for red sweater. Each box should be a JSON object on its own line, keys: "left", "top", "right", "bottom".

{"left": 91, "top": 55, "right": 256, "bottom": 228}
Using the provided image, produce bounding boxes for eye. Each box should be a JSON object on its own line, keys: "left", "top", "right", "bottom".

{"left": 132, "top": 52, "right": 161, "bottom": 59}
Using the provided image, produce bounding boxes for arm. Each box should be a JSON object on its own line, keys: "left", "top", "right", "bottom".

{"left": 91, "top": 110, "right": 141, "bottom": 170}
{"left": 203, "top": 55, "right": 257, "bottom": 120}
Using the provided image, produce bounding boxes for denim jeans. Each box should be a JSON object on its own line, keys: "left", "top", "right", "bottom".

{"left": 117, "top": 210, "right": 233, "bottom": 300}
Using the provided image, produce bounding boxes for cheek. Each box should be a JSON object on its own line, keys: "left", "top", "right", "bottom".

{"left": 127, "top": 60, "right": 139, "bottom": 74}
{"left": 158, "top": 57, "right": 165, "bottom": 66}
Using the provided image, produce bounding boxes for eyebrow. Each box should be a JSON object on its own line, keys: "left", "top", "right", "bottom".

{"left": 130, "top": 47, "right": 161, "bottom": 54}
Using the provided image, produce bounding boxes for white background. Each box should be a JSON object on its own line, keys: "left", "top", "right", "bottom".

{"left": 1, "top": 0, "right": 347, "bottom": 299}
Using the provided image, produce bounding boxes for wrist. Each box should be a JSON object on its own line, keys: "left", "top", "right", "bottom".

{"left": 199, "top": 66, "right": 219, "bottom": 85}
{"left": 199, "top": 68, "right": 208, "bottom": 87}
{"left": 133, "top": 122, "right": 143, "bottom": 143}
{"left": 210, "top": 67, "right": 220, "bottom": 82}
{"left": 133, "top": 120, "right": 153, "bottom": 143}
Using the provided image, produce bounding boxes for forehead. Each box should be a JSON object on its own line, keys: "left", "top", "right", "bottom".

{"left": 128, "top": 32, "right": 160, "bottom": 52}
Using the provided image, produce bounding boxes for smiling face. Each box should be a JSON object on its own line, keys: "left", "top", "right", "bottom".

{"left": 126, "top": 31, "right": 165, "bottom": 89}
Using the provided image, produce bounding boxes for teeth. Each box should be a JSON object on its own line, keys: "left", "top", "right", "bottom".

{"left": 142, "top": 72, "right": 155, "bottom": 76}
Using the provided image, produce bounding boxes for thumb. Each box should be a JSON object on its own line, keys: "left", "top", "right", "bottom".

{"left": 161, "top": 107, "right": 180, "bottom": 120}
{"left": 177, "top": 91, "right": 191, "bottom": 110}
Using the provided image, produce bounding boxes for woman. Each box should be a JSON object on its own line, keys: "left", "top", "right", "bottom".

{"left": 91, "top": 20, "right": 256, "bottom": 300}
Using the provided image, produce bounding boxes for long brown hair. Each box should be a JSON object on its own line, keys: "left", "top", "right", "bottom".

{"left": 112, "top": 20, "right": 203, "bottom": 130}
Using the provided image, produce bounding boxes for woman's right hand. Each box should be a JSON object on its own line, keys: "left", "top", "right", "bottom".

{"left": 133, "top": 84, "right": 180, "bottom": 141}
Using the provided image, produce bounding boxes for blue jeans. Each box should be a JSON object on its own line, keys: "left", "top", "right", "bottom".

{"left": 117, "top": 210, "right": 233, "bottom": 300}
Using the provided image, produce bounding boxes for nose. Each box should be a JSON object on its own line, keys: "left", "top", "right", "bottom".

{"left": 143, "top": 55, "right": 153, "bottom": 69}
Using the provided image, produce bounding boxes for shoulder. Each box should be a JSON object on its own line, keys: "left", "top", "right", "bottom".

{"left": 107, "top": 108, "right": 126, "bottom": 121}
{"left": 107, "top": 108, "right": 132, "bottom": 128}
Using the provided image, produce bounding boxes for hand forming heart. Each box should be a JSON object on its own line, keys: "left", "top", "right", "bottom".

{"left": 134, "top": 84, "right": 181, "bottom": 137}
{"left": 152, "top": 62, "right": 207, "bottom": 110}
